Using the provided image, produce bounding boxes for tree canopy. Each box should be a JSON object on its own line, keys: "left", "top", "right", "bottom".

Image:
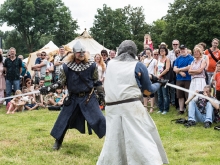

{"left": 0, "top": 0, "right": 78, "bottom": 53}
{"left": 164, "top": 0, "right": 220, "bottom": 49}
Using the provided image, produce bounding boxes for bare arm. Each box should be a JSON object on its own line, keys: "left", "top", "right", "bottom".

{"left": 189, "top": 60, "right": 206, "bottom": 75}
{"left": 159, "top": 58, "right": 170, "bottom": 77}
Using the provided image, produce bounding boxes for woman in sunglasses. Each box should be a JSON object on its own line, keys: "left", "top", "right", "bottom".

{"left": 24, "top": 78, "right": 34, "bottom": 92}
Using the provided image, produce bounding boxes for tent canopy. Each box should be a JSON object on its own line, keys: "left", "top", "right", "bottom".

{"left": 66, "top": 29, "right": 110, "bottom": 59}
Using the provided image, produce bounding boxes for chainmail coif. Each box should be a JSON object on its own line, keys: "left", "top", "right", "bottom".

{"left": 115, "top": 40, "right": 138, "bottom": 61}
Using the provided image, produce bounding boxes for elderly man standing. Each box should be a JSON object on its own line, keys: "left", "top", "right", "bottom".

{"left": 97, "top": 40, "right": 168, "bottom": 165}
{"left": 4, "top": 47, "right": 22, "bottom": 105}
{"left": 167, "top": 39, "right": 180, "bottom": 106}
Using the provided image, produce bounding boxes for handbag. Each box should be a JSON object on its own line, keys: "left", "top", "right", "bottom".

{"left": 162, "top": 59, "right": 173, "bottom": 82}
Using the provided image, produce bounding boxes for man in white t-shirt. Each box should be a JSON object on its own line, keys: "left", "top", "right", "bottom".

{"left": 54, "top": 46, "right": 66, "bottom": 81}
{"left": 31, "top": 51, "right": 48, "bottom": 80}
{"left": 167, "top": 39, "right": 180, "bottom": 106}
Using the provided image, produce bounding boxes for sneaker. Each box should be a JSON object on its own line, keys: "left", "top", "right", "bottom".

{"left": 177, "top": 111, "right": 184, "bottom": 115}
{"left": 204, "top": 121, "right": 212, "bottom": 128}
{"left": 157, "top": 111, "right": 162, "bottom": 114}
{"left": 162, "top": 111, "right": 167, "bottom": 115}
{"left": 214, "top": 125, "right": 220, "bottom": 130}
{"left": 184, "top": 120, "right": 196, "bottom": 128}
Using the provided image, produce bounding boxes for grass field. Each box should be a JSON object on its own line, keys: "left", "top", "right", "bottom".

{"left": 1, "top": 106, "right": 220, "bottom": 165}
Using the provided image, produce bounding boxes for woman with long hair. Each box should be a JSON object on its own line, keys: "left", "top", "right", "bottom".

{"left": 155, "top": 46, "right": 171, "bottom": 114}
{"left": 94, "top": 54, "right": 106, "bottom": 84}
{"left": 143, "top": 48, "right": 157, "bottom": 113}
{"left": 0, "top": 53, "right": 5, "bottom": 105}
{"left": 24, "top": 78, "right": 34, "bottom": 92}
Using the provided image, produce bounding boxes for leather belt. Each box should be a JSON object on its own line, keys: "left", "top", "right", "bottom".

{"left": 71, "top": 91, "right": 90, "bottom": 97}
{"left": 106, "top": 98, "right": 141, "bottom": 106}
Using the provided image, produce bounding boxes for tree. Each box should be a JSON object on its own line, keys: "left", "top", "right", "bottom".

{"left": 3, "top": 30, "right": 28, "bottom": 55}
{"left": 123, "top": 5, "right": 151, "bottom": 52}
{"left": 164, "top": 0, "right": 220, "bottom": 49}
{"left": 0, "top": 0, "right": 78, "bottom": 53}
{"left": 150, "top": 19, "right": 168, "bottom": 50}
{"left": 90, "top": 4, "right": 131, "bottom": 50}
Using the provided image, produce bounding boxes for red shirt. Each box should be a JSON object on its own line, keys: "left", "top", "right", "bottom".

{"left": 204, "top": 49, "right": 220, "bottom": 72}
{"left": 215, "top": 72, "right": 220, "bottom": 91}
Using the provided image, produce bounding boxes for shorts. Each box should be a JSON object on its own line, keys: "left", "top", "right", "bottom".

{"left": 176, "top": 80, "right": 191, "bottom": 99}
{"left": 143, "top": 93, "right": 154, "bottom": 98}
{"left": 25, "top": 104, "right": 38, "bottom": 110}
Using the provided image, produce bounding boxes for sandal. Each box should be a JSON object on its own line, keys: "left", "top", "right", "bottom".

{"left": 149, "top": 107, "right": 154, "bottom": 113}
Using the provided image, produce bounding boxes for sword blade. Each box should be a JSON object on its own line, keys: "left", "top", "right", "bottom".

{"left": 0, "top": 90, "right": 40, "bottom": 101}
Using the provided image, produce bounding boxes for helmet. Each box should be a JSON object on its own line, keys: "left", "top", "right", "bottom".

{"left": 72, "top": 41, "right": 86, "bottom": 53}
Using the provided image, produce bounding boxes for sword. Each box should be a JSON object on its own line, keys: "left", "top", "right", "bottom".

{"left": 165, "top": 82, "right": 220, "bottom": 104}
{"left": 0, "top": 90, "right": 40, "bottom": 101}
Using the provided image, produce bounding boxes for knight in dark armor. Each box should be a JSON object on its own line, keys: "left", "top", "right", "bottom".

{"left": 41, "top": 41, "right": 106, "bottom": 150}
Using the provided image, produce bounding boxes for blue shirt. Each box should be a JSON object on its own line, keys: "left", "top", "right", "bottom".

{"left": 135, "top": 62, "right": 160, "bottom": 93}
{"left": 174, "top": 55, "right": 194, "bottom": 81}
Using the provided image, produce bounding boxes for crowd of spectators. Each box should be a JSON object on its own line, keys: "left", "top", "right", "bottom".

{"left": 1, "top": 36, "right": 220, "bottom": 129}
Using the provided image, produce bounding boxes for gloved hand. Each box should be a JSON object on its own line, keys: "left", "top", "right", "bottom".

{"left": 39, "top": 86, "right": 50, "bottom": 95}
{"left": 157, "top": 79, "right": 169, "bottom": 86}
{"left": 150, "top": 74, "right": 158, "bottom": 83}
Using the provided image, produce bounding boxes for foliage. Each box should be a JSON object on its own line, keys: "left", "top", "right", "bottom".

{"left": 90, "top": 4, "right": 131, "bottom": 50}
{"left": 164, "top": 0, "right": 220, "bottom": 49}
{"left": 1, "top": 107, "right": 220, "bottom": 164}
{"left": 0, "top": 0, "right": 78, "bottom": 53}
{"left": 150, "top": 19, "right": 168, "bottom": 50}
{"left": 90, "top": 4, "right": 152, "bottom": 52}
{"left": 123, "top": 5, "right": 151, "bottom": 52}
{"left": 3, "top": 30, "right": 28, "bottom": 54}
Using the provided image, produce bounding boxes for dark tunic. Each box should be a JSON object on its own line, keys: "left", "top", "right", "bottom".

{"left": 50, "top": 62, "right": 106, "bottom": 140}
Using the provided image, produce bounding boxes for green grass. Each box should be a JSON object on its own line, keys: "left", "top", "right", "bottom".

{"left": 1, "top": 106, "right": 220, "bottom": 165}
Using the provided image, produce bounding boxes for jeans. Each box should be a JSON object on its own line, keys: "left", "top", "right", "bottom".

{"left": 157, "top": 86, "right": 169, "bottom": 112}
{"left": 6, "top": 79, "right": 20, "bottom": 105}
{"left": 207, "top": 72, "right": 214, "bottom": 85}
{"left": 188, "top": 100, "right": 213, "bottom": 123}
{"left": 168, "top": 81, "right": 175, "bottom": 105}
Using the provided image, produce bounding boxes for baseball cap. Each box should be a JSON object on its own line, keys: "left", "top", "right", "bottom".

{"left": 180, "top": 44, "right": 186, "bottom": 49}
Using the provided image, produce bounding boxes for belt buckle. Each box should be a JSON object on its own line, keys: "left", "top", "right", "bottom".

{"left": 78, "top": 92, "right": 85, "bottom": 97}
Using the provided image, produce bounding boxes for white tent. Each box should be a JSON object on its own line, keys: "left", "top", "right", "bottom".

{"left": 66, "top": 29, "right": 110, "bottom": 59}
{"left": 26, "top": 41, "right": 59, "bottom": 75}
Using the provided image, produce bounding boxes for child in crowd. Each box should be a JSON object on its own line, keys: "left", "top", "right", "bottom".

{"left": 33, "top": 85, "right": 44, "bottom": 107}
{"left": 214, "top": 61, "right": 220, "bottom": 100}
{"left": 43, "top": 92, "right": 55, "bottom": 107}
{"left": 6, "top": 90, "right": 26, "bottom": 114}
{"left": 24, "top": 90, "right": 39, "bottom": 110}
{"left": 47, "top": 87, "right": 65, "bottom": 106}
{"left": 44, "top": 69, "right": 52, "bottom": 86}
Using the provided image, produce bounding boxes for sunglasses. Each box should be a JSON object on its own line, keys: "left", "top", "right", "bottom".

{"left": 41, "top": 54, "right": 46, "bottom": 56}
{"left": 173, "top": 44, "right": 179, "bottom": 46}
{"left": 154, "top": 54, "right": 159, "bottom": 56}
{"left": 175, "top": 52, "right": 180, "bottom": 54}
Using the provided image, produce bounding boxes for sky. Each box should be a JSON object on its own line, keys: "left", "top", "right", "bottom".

{"left": 0, "top": 0, "right": 174, "bottom": 33}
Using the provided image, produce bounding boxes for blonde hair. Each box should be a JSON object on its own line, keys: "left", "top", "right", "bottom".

{"left": 144, "top": 34, "right": 151, "bottom": 40}
{"left": 193, "top": 46, "right": 203, "bottom": 57}
{"left": 94, "top": 54, "right": 106, "bottom": 71}
{"left": 64, "top": 52, "right": 89, "bottom": 64}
